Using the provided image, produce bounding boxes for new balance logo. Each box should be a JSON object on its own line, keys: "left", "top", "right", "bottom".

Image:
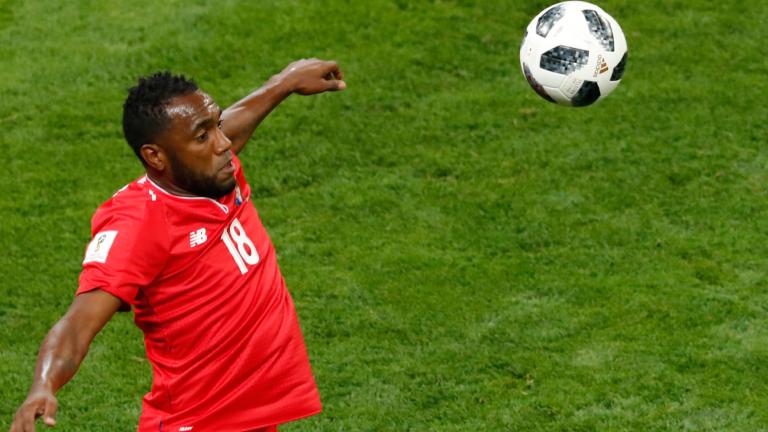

{"left": 179, "top": 427, "right": 193, "bottom": 431}
{"left": 189, "top": 228, "right": 207, "bottom": 248}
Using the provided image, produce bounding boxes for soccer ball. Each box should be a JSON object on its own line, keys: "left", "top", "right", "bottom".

{"left": 519, "top": 1, "right": 628, "bottom": 107}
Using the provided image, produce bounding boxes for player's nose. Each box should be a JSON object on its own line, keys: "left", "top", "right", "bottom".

{"left": 214, "top": 128, "right": 232, "bottom": 154}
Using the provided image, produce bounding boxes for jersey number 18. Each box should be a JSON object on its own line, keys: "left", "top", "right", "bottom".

{"left": 221, "top": 218, "right": 260, "bottom": 274}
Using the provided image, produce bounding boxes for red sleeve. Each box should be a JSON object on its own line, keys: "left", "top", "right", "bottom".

{"left": 77, "top": 192, "right": 169, "bottom": 306}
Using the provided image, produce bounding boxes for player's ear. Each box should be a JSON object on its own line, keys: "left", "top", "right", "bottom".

{"left": 140, "top": 144, "right": 167, "bottom": 171}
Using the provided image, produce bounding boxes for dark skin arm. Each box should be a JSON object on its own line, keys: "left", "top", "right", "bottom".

{"left": 221, "top": 58, "right": 345, "bottom": 154}
{"left": 10, "top": 290, "right": 122, "bottom": 431}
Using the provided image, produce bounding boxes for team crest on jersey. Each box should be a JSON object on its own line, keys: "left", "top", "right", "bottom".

{"left": 83, "top": 230, "right": 118, "bottom": 264}
{"left": 189, "top": 228, "right": 207, "bottom": 248}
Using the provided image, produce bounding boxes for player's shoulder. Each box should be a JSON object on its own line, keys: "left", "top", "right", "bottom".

{"left": 99, "top": 175, "right": 162, "bottom": 209}
{"left": 91, "top": 175, "right": 167, "bottom": 230}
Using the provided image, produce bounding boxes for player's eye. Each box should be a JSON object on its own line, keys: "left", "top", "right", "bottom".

{"left": 217, "top": 120, "right": 223, "bottom": 130}
{"left": 196, "top": 131, "right": 208, "bottom": 143}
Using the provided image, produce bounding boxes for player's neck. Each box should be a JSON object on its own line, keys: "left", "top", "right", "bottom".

{"left": 146, "top": 172, "right": 197, "bottom": 198}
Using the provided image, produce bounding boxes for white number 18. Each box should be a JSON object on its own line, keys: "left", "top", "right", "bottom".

{"left": 221, "top": 218, "right": 259, "bottom": 274}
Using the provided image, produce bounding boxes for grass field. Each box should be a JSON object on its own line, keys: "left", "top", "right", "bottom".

{"left": 1, "top": 0, "right": 767, "bottom": 430}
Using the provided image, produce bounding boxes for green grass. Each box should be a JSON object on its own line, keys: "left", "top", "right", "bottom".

{"left": 1, "top": 0, "right": 767, "bottom": 430}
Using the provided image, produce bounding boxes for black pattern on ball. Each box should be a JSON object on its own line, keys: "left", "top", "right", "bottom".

{"left": 536, "top": 5, "right": 565, "bottom": 37}
{"left": 540, "top": 45, "right": 589, "bottom": 75}
{"left": 571, "top": 80, "right": 601, "bottom": 107}
{"left": 523, "top": 63, "right": 555, "bottom": 103}
{"left": 582, "top": 10, "right": 614, "bottom": 51}
{"left": 610, "top": 51, "right": 628, "bottom": 81}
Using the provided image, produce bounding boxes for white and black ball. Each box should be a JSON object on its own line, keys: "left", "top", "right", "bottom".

{"left": 520, "top": 1, "right": 628, "bottom": 107}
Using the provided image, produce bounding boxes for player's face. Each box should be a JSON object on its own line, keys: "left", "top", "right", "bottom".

{"left": 160, "top": 91, "right": 236, "bottom": 199}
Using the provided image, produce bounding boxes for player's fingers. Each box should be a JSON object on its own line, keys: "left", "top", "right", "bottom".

{"left": 21, "top": 417, "right": 35, "bottom": 432}
{"left": 21, "top": 405, "right": 42, "bottom": 432}
{"left": 8, "top": 415, "right": 22, "bottom": 432}
{"left": 324, "top": 79, "right": 347, "bottom": 92}
{"left": 323, "top": 60, "right": 344, "bottom": 81}
{"left": 11, "top": 404, "right": 38, "bottom": 432}
{"left": 319, "top": 62, "right": 345, "bottom": 91}
{"left": 43, "top": 396, "right": 58, "bottom": 427}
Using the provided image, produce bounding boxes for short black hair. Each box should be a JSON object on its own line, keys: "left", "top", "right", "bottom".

{"left": 122, "top": 71, "right": 198, "bottom": 163}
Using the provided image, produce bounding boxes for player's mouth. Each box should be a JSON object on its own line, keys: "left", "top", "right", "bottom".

{"left": 219, "top": 159, "right": 235, "bottom": 176}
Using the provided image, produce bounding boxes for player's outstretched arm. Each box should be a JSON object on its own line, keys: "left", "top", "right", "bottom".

{"left": 221, "top": 58, "right": 346, "bottom": 154}
{"left": 10, "top": 290, "right": 122, "bottom": 431}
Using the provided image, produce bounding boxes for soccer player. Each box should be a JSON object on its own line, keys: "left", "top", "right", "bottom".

{"left": 10, "top": 58, "right": 346, "bottom": 432}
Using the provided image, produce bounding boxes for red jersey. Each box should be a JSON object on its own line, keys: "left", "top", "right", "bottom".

{"left": 77, "top": 154, "right": 321, "bottom": 432}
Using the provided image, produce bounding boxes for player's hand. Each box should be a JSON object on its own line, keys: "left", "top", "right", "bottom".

{"left": 10, "top": 390, "right": 58, "bottom": 431}
{"left": 276, "top": 58, "right": 346, "bottom": 95}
